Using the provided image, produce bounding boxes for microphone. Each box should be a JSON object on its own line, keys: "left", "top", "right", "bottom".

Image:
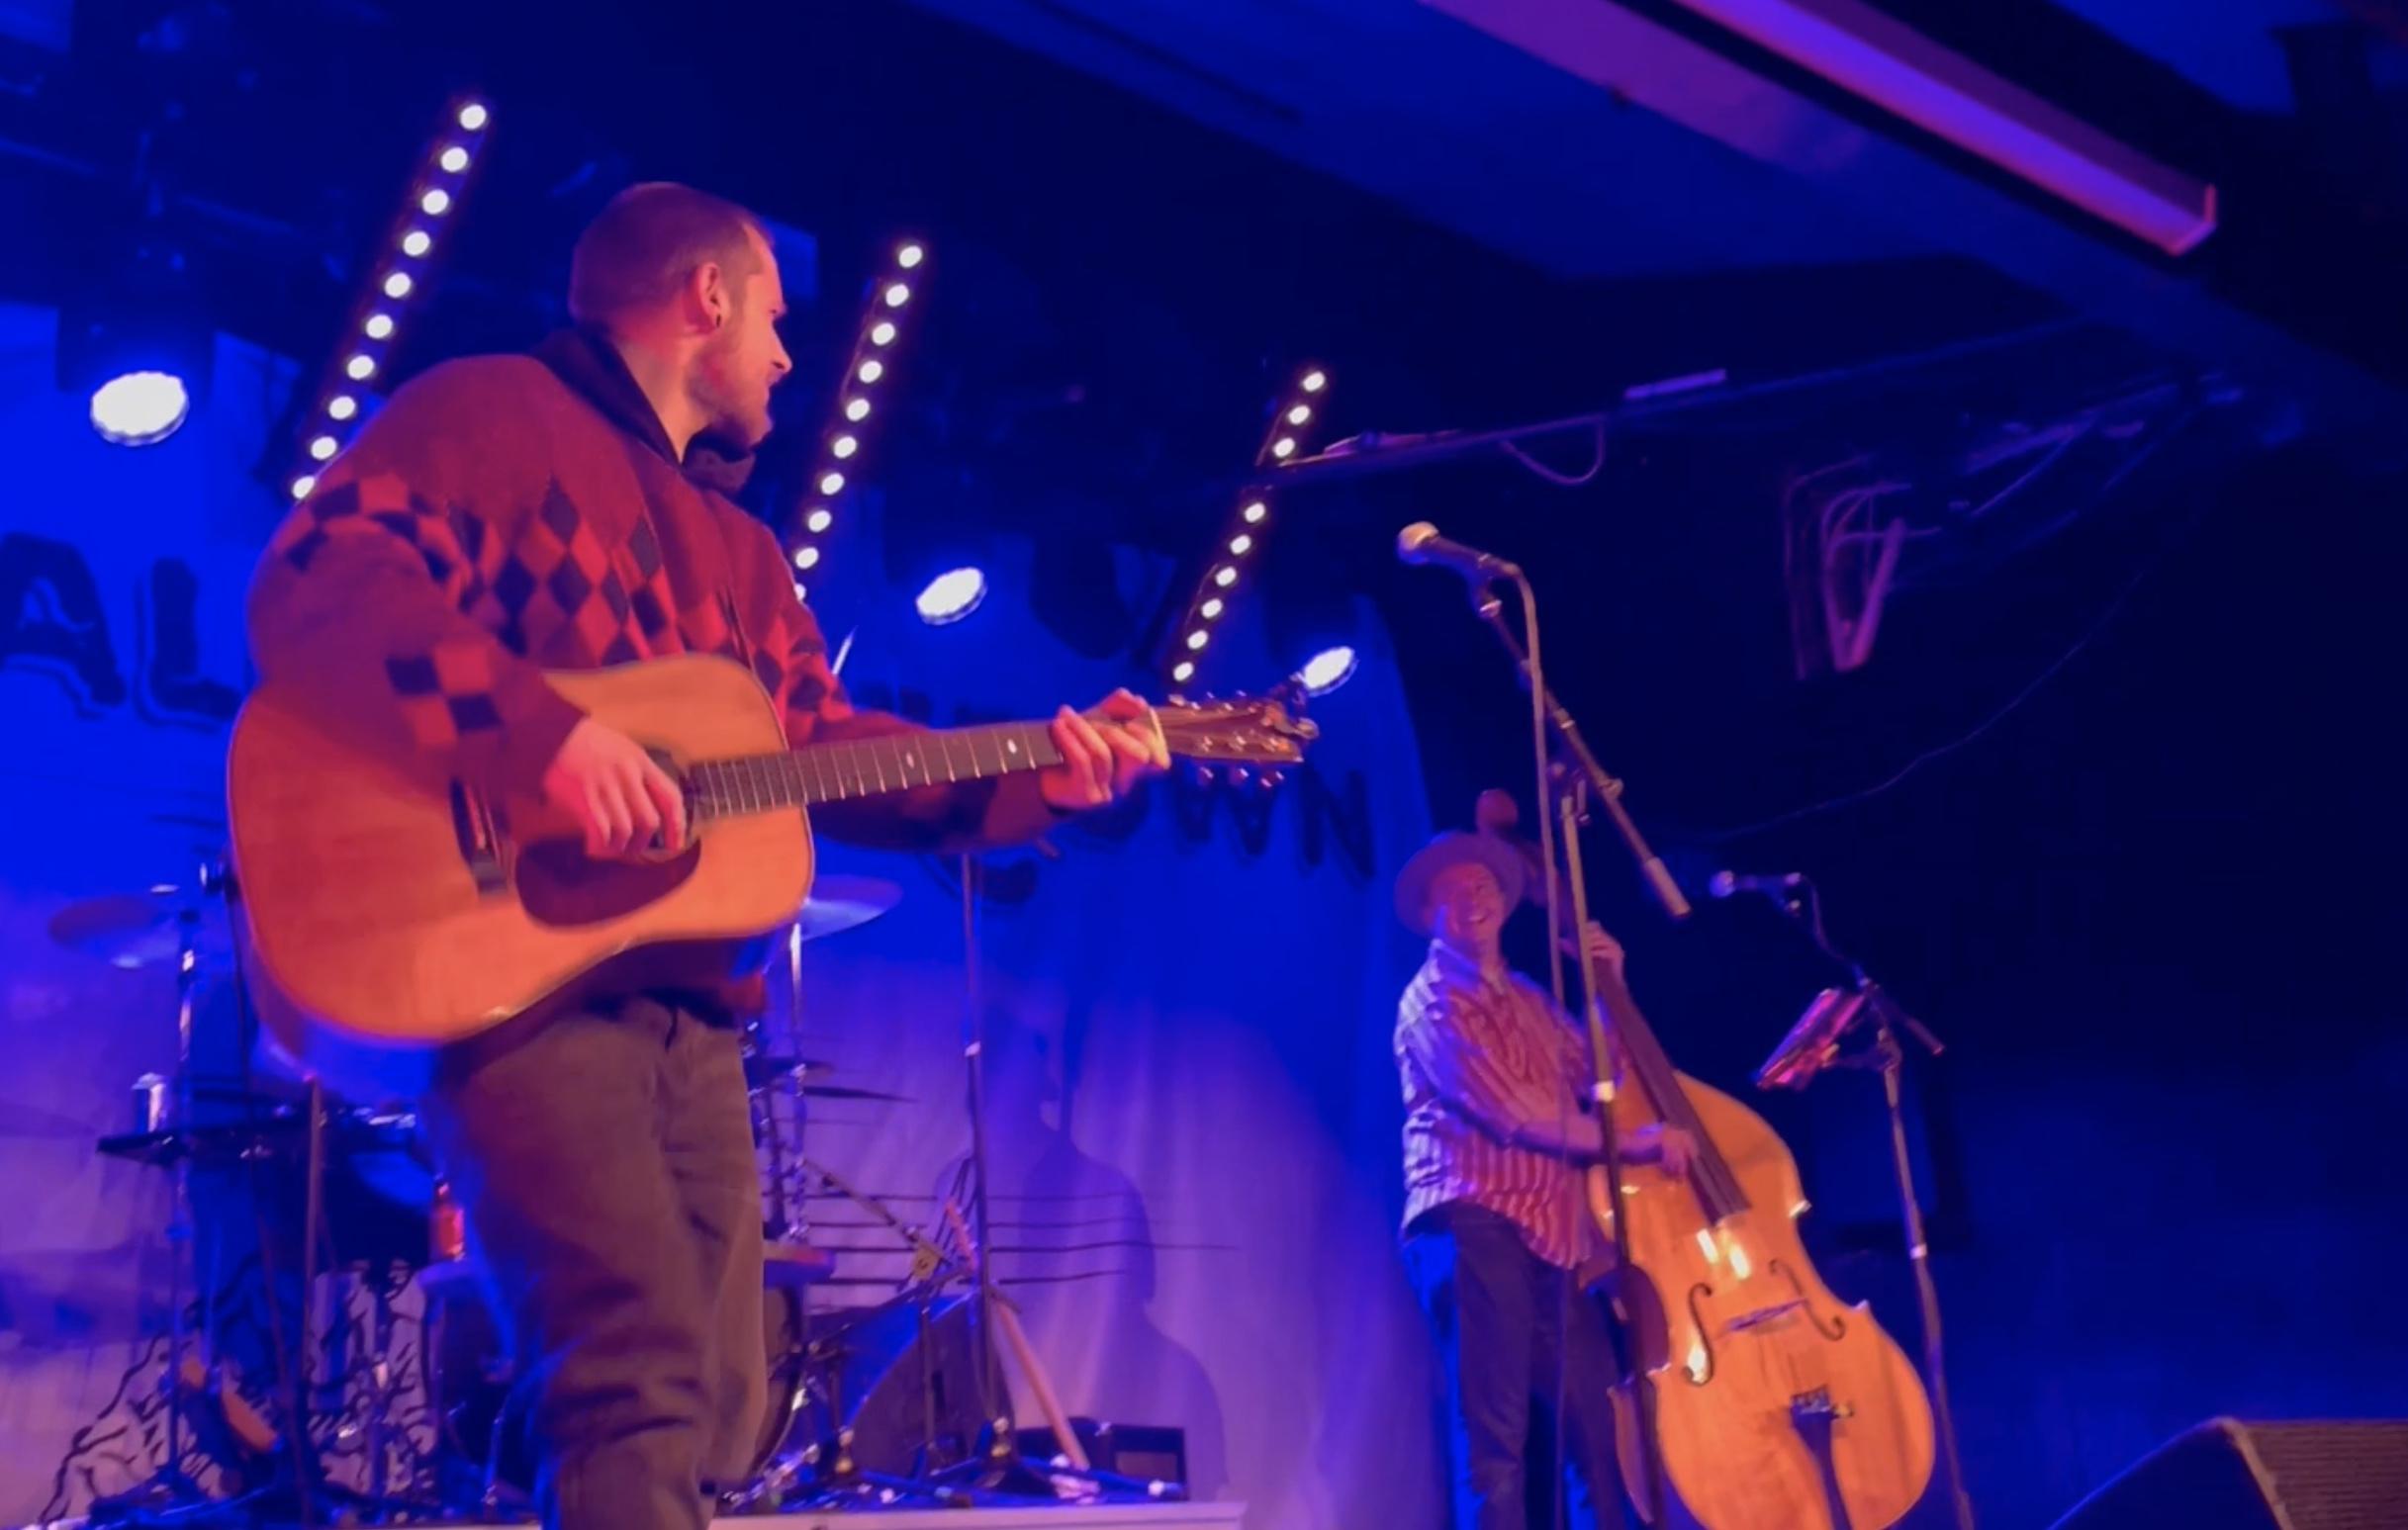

{"left": 1397, "top": 521, "right": 1521, "bottom": 581}
{"left": 1708, "top": 869, "right": 1807, "bottom": 900}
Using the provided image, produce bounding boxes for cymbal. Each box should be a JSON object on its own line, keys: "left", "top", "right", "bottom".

{"left": 744, "top": 1059, "right": 911, "bottom": 1105}
{"left": 796, "top": 1082, "right": 914, "bottom": 1104}
{"left": 48, "top": 886, "right": 229, "bottom": 969}
{"left": 793, "top": 875, "right": 902, "bottom": 943}
{"left": 742, "top": 1052, "right": 838, "bottom": 1087}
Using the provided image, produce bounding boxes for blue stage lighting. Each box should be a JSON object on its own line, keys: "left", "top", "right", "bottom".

{"left": 916, "top": 568, "right": 987, "bottom": 626}
{"left": 1297, "top": 645, "right": 1358, "bottom": 697}
{"left": 88, "top": 371, "right": 191, "bottom": 446}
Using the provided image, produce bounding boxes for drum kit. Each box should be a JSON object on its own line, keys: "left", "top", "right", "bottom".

{"left": 52, "top": 857, "right": 1065, "bottom": 1519}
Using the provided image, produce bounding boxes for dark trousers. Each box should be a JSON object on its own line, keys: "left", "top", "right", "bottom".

{"left": 1406, "top": 1203, "right": 1634, "bottom": 1530}
{"left": 421, "top": 995, "right": 764, "bottom": 1530}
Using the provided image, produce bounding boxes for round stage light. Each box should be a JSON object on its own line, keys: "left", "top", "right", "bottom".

{"left": 88, "top": 372, "right": 190, "bottom": 446}
{"left": 1298, "top": 646, "right": 1359, "bottom": 697}
{"left": 916, "top": 568, "right": 987, "bottom": 626}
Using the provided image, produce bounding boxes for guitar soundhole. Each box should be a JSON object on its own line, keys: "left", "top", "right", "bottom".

{"left": 514, "top": 839, "right": 703, "bottom": 928}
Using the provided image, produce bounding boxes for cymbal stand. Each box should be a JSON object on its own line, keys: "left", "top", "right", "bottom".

{"left": 915, "top": 855, "right": 1143, "bottom": 1506}
{"left": 751, "top": 921, "right": 812, "bottom": 1242}
{"left": 104, "top": 858, "right": 258, "bottom": 1515}
{"left": 223, "top": 863, "right": 332, "bottom": 1525}
{"left": 157, "top": 872, "right": 212, "bottom": 1506}
{"left": 956, "top": 854, "right": 999, "bottom": 1426}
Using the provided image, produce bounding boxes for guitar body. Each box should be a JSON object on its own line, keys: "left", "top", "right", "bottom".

{"left": 230, "top": 654, "right": 811, "bottom": 1055}
{"left": 1605, "top": 1067, "right": 1935, "bottom": 1530}
{"left": 230, "top": 650, "right": 1315, "bottom": 1072}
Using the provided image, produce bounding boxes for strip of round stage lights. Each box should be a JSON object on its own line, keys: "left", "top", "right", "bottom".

{"left": 287, "top": 97, "right": 493, "bottom": 501}
{"left": 1163, "top": 364, "right": 1330, "bottom": 693}
{"left": 783, "top": 239, "right": 927, "bottom": 601}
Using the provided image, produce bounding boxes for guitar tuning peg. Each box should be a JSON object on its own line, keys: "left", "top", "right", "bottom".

{"left": 1228, "top": 766, "right": 1251, "bottom": 787}
{"left": 1257, "top": 770, "right": 1284, "bottom": 791}
{"left": 1191, "top": 765, "right": 1215, "bottom": 788}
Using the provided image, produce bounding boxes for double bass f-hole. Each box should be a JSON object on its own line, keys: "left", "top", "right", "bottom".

{"left": 1682, "top": 1282, "right": 1717, "bottom": 1385}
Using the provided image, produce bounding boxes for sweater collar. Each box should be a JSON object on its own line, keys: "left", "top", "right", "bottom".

{"left": 531, "top": 325, "right": 756, "bottom": 495}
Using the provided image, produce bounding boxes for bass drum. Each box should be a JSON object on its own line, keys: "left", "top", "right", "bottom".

{"left": 429, "top": 1277, "right": 989, "bottom": 1507}
{"left": 749, "top": 1289, "right": 989, "bottom": 1498}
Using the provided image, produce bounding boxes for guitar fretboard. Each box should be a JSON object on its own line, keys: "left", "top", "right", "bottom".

{"left": 688, "top": 722, "right": 1065, "bottom": 820}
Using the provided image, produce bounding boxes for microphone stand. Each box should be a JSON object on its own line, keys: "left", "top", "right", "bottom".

{"left": 1462, "top": 570, "right": 1683, "bottom": 1523}
{"left": 1771, "top": 881, "right": 1974, "bottom": 1530}
{"left": 1468, "top": 582, "right": 1690, "bottom": 923}
{"left": 1550, "top": 773, "right": 1663, "bottom": 1523}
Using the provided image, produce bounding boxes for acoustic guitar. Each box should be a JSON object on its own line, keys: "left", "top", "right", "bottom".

{"left": 229, "top": 653, "right": 1315, "bottom": 1050}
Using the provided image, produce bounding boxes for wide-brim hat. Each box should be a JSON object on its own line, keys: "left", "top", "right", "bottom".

{"left": 1395, "top": 831, "right": 1527, "bottom": 937}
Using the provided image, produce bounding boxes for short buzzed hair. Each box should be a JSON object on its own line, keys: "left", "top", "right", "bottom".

{"left": 568, "top": 182, "right": 768, "bottom": 326}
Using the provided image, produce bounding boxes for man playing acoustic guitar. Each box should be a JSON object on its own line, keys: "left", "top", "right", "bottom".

{"left": 247, "top": 183, "right": 1165, "bottom": 1529}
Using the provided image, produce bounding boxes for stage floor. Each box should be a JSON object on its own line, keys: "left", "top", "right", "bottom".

{"left": 26, "top": 1508, "right": 1244, "bottom": 1530}
{"left": 531, "top": 1509, "right": 1238, "bottom": 1530}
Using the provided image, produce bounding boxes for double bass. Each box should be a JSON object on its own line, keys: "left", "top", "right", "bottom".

{"left": 1585, "top": 955, "right": 1936, "bottom": 1529}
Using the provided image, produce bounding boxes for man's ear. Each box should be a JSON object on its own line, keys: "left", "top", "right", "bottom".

{"left": 691, "top": 260, "right": 728, "bottom": 329}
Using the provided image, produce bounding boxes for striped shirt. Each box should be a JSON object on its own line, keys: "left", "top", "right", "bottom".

{"left": 1396, "top": 945, "right": 1607, "bottom": 1270}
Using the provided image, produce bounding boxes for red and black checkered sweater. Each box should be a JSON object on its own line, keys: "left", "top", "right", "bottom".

{"left": 248, "top": 327, "right": 1056, "bottom": 1012}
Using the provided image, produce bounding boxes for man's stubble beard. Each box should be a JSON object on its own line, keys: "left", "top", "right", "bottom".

{"left": 692, "top": 331, "right": 769, "bottom": 449}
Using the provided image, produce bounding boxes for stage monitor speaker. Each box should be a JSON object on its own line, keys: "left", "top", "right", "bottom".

{"left": 2048, "top": 1416, "right": 2408, "bottom": 1529}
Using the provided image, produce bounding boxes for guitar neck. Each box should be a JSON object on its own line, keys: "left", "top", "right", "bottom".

{"left": 691, "top": 721, "right": 1065, "bottom": 820}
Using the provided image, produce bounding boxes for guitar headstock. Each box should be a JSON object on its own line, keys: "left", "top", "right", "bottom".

{"left": 1154, "top": 694, "right": 1320, "bottom": 766}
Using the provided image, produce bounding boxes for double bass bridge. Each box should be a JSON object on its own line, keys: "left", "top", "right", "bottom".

{"left": 1722, "top": 1297, "right": 1809, "bottom": 1335}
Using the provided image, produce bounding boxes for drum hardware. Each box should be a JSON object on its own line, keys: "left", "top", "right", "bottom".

{"left": 748, "top": 874, "right": 902, "bottom": 1245}
{"left": 61, "top": 844, "right": 1168, "bottom": 1515}
{"left": 59, "top": 860, "right": 241, "bottom": 1517}
{"left": 742, "top": 853, "right": 1158, "bottom": 1510}
{"left": 48, "top": 880, "right": 234, "bottom": 971}
{"left": 64, "top": 862, "right": 448, "bottom": 1522}
{"left": 735, "top": 1155, "right": 977, "bottom": 1509}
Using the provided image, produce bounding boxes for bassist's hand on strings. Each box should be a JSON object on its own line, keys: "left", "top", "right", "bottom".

{"left": 1621, "top": 1122, "right": 1702, "bottom": 1178}
{"left": 545, "top": 717, "right": 688, "bottom": 857}
{"left": 1577, "top": 921, "right": 1625, "bottom": 979}
{"left": 1038, "top": 690, "right": 1168, "bottom": 812}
